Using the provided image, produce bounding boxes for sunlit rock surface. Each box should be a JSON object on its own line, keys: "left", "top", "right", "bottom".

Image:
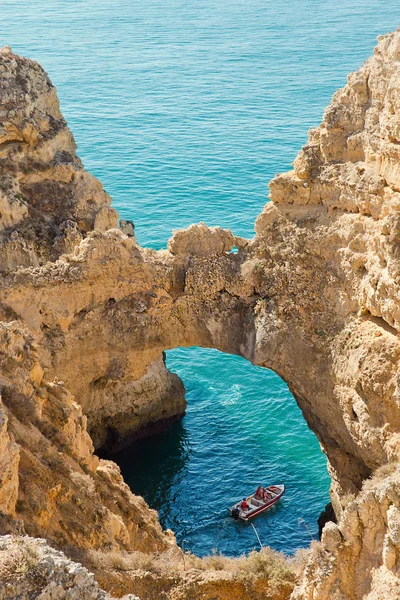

{"left": 293, "top": 466, "right": 400, "bottom": 600}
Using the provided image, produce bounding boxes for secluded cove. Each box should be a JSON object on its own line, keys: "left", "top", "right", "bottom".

{"left": 115, "top": 347, "right": 330, "bottom": 557}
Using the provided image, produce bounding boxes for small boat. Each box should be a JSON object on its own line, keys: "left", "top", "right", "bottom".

{"left": 229, "top": 484, "right": 285, "bottom": 521}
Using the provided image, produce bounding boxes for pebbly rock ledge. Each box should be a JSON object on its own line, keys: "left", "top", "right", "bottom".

{"left": 0, "top": 30, "right": 400, "bottom": 600}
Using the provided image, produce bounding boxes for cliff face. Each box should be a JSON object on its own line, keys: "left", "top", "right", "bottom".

{"left": 0, "top": 46, "right": 118, "bottom": 273}
{"left": 0, "top": 44, "right": 186, "bottom": 454}
{"left": 293, "top": 466, "right": 400, "bottom": 600}
{"left": 0, "top": 30, "right": 400, "bottom": 600}
{"left": 0, "top": 320, "right": 173, "bottom": 553}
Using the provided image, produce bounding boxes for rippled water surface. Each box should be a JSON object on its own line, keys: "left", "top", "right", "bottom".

{"left": 3, "top": 0, "right": 400, "bottom": 556}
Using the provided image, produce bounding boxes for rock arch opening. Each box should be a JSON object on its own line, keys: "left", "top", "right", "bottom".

{"left": 112, "top": 346, "right": 330, "bottom": 557}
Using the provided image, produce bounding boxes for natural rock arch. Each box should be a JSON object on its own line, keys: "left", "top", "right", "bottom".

{"left": 4, "top": 210, "right": 399, "bottom": 510}
{"left": 1, "top": 41, "right": 399, "bottom": 507}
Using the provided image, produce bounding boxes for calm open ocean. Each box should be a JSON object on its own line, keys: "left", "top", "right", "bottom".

{"left": 3, "top": 0, "right": 399, "bottom": 556}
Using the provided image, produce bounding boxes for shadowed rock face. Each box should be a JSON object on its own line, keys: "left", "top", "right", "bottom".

{"left": 0, "top": 30, "right": 400, "bottom": 600}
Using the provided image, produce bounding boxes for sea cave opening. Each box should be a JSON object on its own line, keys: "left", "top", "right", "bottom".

{"left": 113, "top": 347, "right": 331, "bottom": 558}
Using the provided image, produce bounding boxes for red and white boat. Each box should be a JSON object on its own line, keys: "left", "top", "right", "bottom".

{"left": 229, "top": 484, "right": 285, "bottom": 521}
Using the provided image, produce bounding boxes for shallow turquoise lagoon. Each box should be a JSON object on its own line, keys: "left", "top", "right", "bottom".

{"left": 3, "top": 0, "right": 400, "bottom": 556}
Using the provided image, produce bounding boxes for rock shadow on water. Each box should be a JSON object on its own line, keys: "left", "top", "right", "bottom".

{"left": 114, "top": 419, "right": 191, "bottom": 530}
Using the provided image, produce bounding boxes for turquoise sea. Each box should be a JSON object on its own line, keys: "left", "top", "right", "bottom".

{"left": 3, "top": 1, "right": 400, "bottom": 556}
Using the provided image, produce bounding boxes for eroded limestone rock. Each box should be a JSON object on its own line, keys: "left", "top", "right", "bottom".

{"left": 0, "top": 46, "right": 118, "bottom": 274}
{"left": 168, "top": 222, "right": 236, "bottom": 256}
{"left": 292, "top": 467, "right": 400, "bottom": 600}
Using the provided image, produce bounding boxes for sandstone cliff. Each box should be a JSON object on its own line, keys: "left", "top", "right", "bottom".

{"left": 0, "top": 29, "right": 399, "bottom": 600}
{"left": 0, "top": 45, "right": 118, "bottom": 272}
{"left": 293, "top": 465, "right": 400, "bottom": 600}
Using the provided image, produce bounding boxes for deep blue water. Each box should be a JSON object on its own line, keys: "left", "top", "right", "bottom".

{"left": 3, "top": 1, "right": 399, "bottom": 556}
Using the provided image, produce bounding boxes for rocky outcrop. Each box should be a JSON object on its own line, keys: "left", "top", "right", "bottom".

{"left": 0, "top": 535, "right": 139, "bottom": 600}
{"left": 293, "top": 466, "right": 400, "bottom": 600}
{"left": 255, "top": 29, "right": 400, "bottom": 504}
{"left": 0, "top": 45, "right": 186, "bottom": 454}
{"left": 0, "top": 321, "right": 173, "bottom": 554}
{"left": 0, "top": 45, "right": 118, "bottom": 274}
{"left": 0, "top": 29, "right": 400, "bottom": 600}
{"left": 168, "top": 222, "right": 238, "bottom": 256}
